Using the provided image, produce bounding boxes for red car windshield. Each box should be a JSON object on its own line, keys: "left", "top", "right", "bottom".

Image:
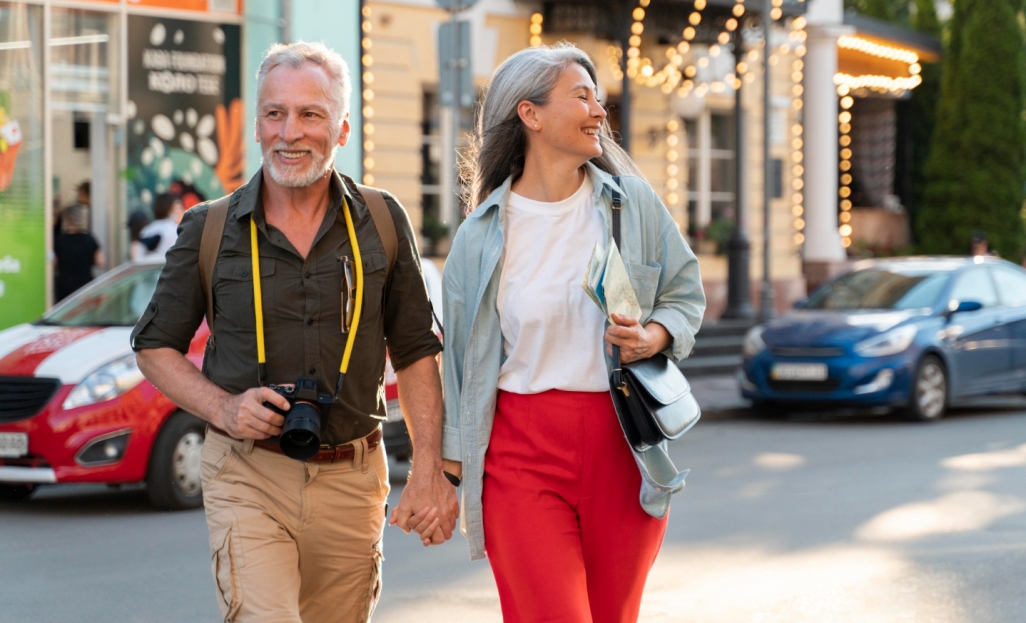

{"left": 41, "top": 264, "right": 162, "bottom": 327}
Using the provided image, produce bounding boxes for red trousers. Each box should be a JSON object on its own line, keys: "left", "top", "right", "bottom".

{"left": 483, "top": 390, "right": 668, "bottom": 623}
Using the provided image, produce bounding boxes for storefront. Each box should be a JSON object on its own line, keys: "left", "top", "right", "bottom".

{"left": 0, "top": 0, "right": 244, "bottom": 329}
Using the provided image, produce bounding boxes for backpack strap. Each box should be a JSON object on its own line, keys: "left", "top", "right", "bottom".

{"left": 198, "top": 195, "right": 231, "bottom": 332}
{"left": 340, "top": 174, "right": 398, "bottom": 277}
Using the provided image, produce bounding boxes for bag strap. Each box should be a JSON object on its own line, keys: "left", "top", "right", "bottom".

{"left": 339, "top": 174, "right": 398, "bottom": 277}
{"left": 199, "top": 195, "right": 231, "bottom": 332}
{"left": 611, "top": 176, "right": 624, "bottom": 391}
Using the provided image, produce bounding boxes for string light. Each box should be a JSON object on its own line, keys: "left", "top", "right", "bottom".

{"left": 665, "top": 119, "right": 682, "bottom": 209}
{"left": 838, "top": 35, "right": 918, "bottom": 64}
{"left": 529, "top": 12, "right": 543, "bottom": 47}
{"left": 838, "top": 102, "right": 852, "bottom": 248}
{"left": 790, "top": 17, "right": 806, "bottom": 250}
{"left": 362, "top": 6, "right": 375, "bottom": 185}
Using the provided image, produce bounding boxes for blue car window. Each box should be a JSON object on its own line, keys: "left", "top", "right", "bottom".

{"left": 991, "top": 266, "right": 1026, "bottom": 307}
{"left": 806, "top": 269, "right": 948, "bottom": 310}
{"left": 950, "top": 268, "right": 1000, "bottom": 308}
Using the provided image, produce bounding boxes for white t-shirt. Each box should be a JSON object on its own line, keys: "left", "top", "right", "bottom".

{"left": 139, "top": 218, "right": 180, "bottom": 259}
{"left": 496, "top": 174, "right": 609, "bottom": 394}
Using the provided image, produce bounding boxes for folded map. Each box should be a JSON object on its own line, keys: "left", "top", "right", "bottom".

{"left": 581, "top": 238, "right": 642, "bottom": 323}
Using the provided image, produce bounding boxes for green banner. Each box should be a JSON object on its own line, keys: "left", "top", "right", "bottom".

{"left": 0, "top": 6, "right": 46, "bottom": 330}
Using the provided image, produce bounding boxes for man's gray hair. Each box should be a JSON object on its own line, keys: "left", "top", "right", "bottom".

{"left": 256, "top": 41, "right": 352, "bottom": 122}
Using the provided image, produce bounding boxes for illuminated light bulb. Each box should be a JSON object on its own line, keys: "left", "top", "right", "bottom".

{"left": 677, "top": 41, "right": 690, "bottom": 53}
{"left": 362, "top": 38, "right": 373, "bottom": 50}
{"left": 840, "top": 160, "right": 852, "bottom": 172}
{"left": 362, "top": 5, "right": 371, "bottom": 17}
{"left": 794, "top": 218, "right": 805, "bottom": 229}
{"left": 792, "top": 192, "right": 804, "bottom": 204}
{"left": 840, "top": 123, "right": 852, "bottom": 134}
{"left": 531, "top": 12, "right": 543, "bottom": 24}
{"left": 791, "top": 124, "right": 803, "bottom": 136}
{"left": 841, "top": 199, "right": 852, "bottom": 210}
{"left": 839, "top": 224, "right": 852, "bottom": 236}
{"left": 364, "top": 72, "right": 375, "bottom": 84}
{"left": 770, "top": 7, "right": 782, "bottom": 20}
{"left": 695, "top": 0, "right": 707, "bottom": 8}
{"left": 530, "top": 36, "right": 542, "bottom": 47}
{"left": 364, "top": 157, "right": 375, "bottom": 169}
{"left": 364, "top": 140, "right": 375, "bottom": 151}
{"left": 793, "top": 16, "right": 806, "bottom": 29}
{"left": 726, "top": 18, "right": 738, "bottom": 31}
{"left": 363, "top": 106, "right": 374, "bottom": 118}
{"left": 837, "top": 84, "right": 850, "bottom": 96}
{"left": 737, "top": 61, "right": 748, "bottom": 74}
{"left": 792, "top": 152, "right": 803, "bottom": 163}
{"left": 794, "top": 233, "right": 805, "bottom": 245}
{"left": 792, "top": 165, "right": 804, "bottom": 177}
{"left": 667, "top": 135, "right": 679, "bottom": 146}
{"left": 792, "top": 205, "right": 804, "bottom": 217}
{"left": 840, "top": 135, "right": 851, "bottom": 146}
{"left": 795, "top": 45, "right": 806, "bottom": 57}
{"left": 841, "top": 96, "right": 854, "bottom": 109}
{"left": 842, "top": 237, "right": 852, "bottom": 248}
{"left": 733, "top": 4, "right": 745, "bottom": 17}
{"left": 667, "top": 164, "right": 679, "bottom": 175}
{"left": 840, "top": 211, "right": 851, "bottom": 223}
{"left": 667, "top": 193, "right": 679, "bottom": 204}
{"left": 793, "top": 99, "right": 803, "bottom": 110}
{"left": 666, "top": 149, "right": 679, "bottom": 161}
{"left": 642, "top": 65, "right": 654, "bottom": 77}
{"left": 689, "top": 12, "right": 702, "bottom": 25}
{"left": 667, "top": 119, "right": 679, "bottom": 132}
{"left": 792, "top": 71, "right": 803, "bottom": 82}
{"left": 744, "top": 72, "right": 756, "bottom": 83}
{"left": 839, "top": 187, "right": 851, "bottom": 198}
{"left": 710, "top": 45, "right": 721, "bottom": 57}
{"left": 792, "top": 84, "right": 804, "bottom": 96}
{"left": 841, "top": 173, "right": 852, "bottom": 185}
{"left": 793, "top": 60, "right": 804, "bottom": 71}
{"left": 711, "top": 81, "right": 725, "bottom": 93}
{"left": 839, "top": 111, "right": 852, "bottom": 123}
{"left": 362, "top": 21, "right": 372, "bottom": 33}
{"left": 667, "top": 178, "right": 679, "bottom": 189}
{"left": 698, "top": 57, "right": 709, "bottom": 68}
{"left": 364, "top": 123, "right": 375, "bottom": 135}
{"left": 910, "top": 63, "right": 922, "bottom": 75}
{"left": 632, "top": 22, "right": 645, "bottom": 35}
{"left": 684, "top": 26, "right": 696, "bottom": 40}
{"left": 840, "top": 148, "right": 852, "bottom": 160}
{"left": 363, "top": 89, "right": 375, "bottom": 101}
{"left": 633, "top": 7, "right": 646, "bottom": 20}
{"left": 530, "top": 23, "right": 542, "bottom": 35}
{"left": 362, "top": 54, "right": 374, "bottom": 66}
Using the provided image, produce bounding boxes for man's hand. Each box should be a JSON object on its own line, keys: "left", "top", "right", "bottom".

{"left": 605, "top": 314, "right": 672, "bottom": 364}
{"left": 389, "top": 463, "right": 460, "bottom": 546}
{"left": 214, "top": 387, "right": 289, "bottom": 439}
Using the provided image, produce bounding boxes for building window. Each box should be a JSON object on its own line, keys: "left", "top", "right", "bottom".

{"left": 685, "top": 111, "right": 735, "bottom": 247}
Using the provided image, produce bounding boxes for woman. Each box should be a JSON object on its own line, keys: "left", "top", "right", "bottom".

{"left": 53, "top": 204, "right": 104, "bottom": 301}
{"left": 438, "top": 44, "right": 705, "bottom": 622}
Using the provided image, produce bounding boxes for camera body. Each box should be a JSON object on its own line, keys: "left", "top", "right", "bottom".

{"left": 265, "top": 377, "right": 333, "bottom": 460}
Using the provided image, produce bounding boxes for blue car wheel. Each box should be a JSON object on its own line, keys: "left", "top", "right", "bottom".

{"left": 904, "top": 354, "right": 948, "bottom": 422}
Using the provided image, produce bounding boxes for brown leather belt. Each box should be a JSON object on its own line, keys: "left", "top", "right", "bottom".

{"left": 207, "top": 425, "right": 382, "bottom": 463}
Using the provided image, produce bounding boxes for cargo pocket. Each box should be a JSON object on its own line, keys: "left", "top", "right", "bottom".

{"left": 209, "top": 521, "right": 244, "bottom": 622}
{"left": 200, "top": 434, "right": 238, "bottom": 486}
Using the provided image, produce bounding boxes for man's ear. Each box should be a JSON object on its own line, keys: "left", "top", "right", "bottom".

{"left": 337, "top": 114, "right": 351, "bottom": 148}
{"left": 517, "top": 100, "right": 541, "bottom": 132}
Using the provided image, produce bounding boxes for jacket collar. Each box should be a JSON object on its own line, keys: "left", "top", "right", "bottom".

{"left": 231, "top": 167, "right": 355, "bottom": 223}
{"left": 468, "top": 161, "right": 626, "bottom": 222}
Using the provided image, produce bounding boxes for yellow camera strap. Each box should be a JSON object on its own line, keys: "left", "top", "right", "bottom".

{"left": 250, "top": 196, "right": 363, "bottom": 397}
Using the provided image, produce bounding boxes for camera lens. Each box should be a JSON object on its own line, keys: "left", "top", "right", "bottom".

{"left": 280, "top": 401, "right": 322, "bottom": 460}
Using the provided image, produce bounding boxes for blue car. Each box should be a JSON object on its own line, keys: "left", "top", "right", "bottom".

{"left": 740, "top": 257, "right": 1026, "bottom": 421}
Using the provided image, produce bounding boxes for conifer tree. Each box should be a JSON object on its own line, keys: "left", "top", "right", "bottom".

{"left": 918, "top": 0, "right": 1026, "bottom": 259}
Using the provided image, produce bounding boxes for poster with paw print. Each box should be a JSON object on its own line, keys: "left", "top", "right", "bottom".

{"left": 126, "top": 16, "right": 242, "bottom": 216}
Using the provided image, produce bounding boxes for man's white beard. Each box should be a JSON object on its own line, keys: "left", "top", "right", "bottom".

{"left": 263, "top": 144, "right": 337, "bottom": 188}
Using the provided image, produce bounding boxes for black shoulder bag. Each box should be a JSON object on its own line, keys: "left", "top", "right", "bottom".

{"left": 608, "top": 178, "right": 701, "bottom": 452}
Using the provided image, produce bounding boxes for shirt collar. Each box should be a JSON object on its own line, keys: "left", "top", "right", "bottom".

{"left": 232, "top": 167, "right": 351, "bottom": 223}
{"left": 469, "top": 161, "right": 626, "bottom": 221}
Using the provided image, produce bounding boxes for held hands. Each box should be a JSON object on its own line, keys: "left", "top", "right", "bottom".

{"left": 389, "top": 459, "right": 460, "bottom": 547}
{"left": 605, "top": 314, "right": 672, "bottom": 364}
{"left": 215, "top": 387, "right": 289, "bottom": 439}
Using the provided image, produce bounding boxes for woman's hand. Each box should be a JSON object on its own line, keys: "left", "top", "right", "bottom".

{"left": 605, "top": 314, "right": 672, "bottom": 364}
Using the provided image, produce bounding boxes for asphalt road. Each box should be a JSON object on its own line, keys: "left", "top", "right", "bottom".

{"left": 2, "top": 399, "right": 1024, "bottom": 623}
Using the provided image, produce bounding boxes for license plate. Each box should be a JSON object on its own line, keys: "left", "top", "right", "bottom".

{"left": 0, "top": 432, "right": 28, "bottom": 458}
{"left": 771, "top": 363, "right": 829, "bottom": 381}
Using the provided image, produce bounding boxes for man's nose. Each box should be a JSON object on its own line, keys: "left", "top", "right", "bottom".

{"left": 281, "top": 112, "right": 304, "bottom": 142}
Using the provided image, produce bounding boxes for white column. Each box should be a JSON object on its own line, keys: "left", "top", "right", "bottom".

{"left": 802, "top": 0, "right": 848, "bottom": 262}
{"left": 697, "top": 109, "right": 712, "bottom": 227}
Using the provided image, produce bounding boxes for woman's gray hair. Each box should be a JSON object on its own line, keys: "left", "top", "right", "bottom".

{"left": 463, "top": 42, "right": 644, "bottom": 209}
{"left": 256, "top": 41, "right": 352, "bottom": 123}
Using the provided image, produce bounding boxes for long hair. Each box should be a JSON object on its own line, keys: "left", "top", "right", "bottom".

{"left": 462, "top": 42, "right": 644, "bottom": 209}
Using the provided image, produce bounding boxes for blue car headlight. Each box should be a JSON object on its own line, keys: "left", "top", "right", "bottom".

{"left": 742, "top": 325, "right": 766, "bottom": 357}
{"left": 854, "top": 325, "right": 918, "bottom": 358}
{"left": 63, "top": 354, "right": 145, "bottom": 410}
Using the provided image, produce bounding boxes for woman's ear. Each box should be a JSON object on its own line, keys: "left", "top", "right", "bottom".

{"left": 517, "top": 100, "right": 541, "bottom": 132}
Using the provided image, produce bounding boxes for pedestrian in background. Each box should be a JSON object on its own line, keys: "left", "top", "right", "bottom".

{"left": 127, "top": 210, "right": 152, "bottom": 261}
{"left": 437, "top": 43, "right": 705, "bottom": 623}
{"left": 53, "top": 204, "right": 104, "bottom": 301}
{"left": 132, "top": 41, "right": 455, "bottom": 623}
{"left": 138, "top": 192, "right": 183, "bottom": 259}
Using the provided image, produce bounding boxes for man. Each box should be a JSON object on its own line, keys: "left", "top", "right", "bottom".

{"left": 132, "top": 42, "right": 458, "bottom": 622}
{"left": 138, "top": 192, "right": 184, "bottom": 259}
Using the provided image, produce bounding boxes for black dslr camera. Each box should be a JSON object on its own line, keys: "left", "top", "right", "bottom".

{"left": 265, "top": 377, "right": 333, "bottom": 460}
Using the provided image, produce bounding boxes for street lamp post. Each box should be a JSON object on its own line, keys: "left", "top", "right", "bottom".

{"left": 759, "top": 0, "right": 776, "bottom": 321}
{"left": 723, "top": 30, "right": 754, "bottom": 320}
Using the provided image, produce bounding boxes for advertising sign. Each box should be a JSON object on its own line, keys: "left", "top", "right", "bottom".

{"left": 0, "top": 6, "right": 45, "bottom": 330}
{"left": 126, "top": 15, "right": 242, "bottom": 214}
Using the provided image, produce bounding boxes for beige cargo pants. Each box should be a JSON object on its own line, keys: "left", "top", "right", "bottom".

{"left": 200, "top": 429, "right": 389, "bottom": 623}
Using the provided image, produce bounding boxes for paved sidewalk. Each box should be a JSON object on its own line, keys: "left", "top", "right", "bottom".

{"left": 689, "top": 373, "right": 751, "bottom": 418}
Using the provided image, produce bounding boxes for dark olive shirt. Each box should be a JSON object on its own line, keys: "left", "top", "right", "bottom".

{"left": 131, "top": 169, "right": 442, "bottom": 445}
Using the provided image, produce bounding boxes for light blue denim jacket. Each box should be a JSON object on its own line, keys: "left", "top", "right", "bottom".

{"left": 442, "top": 163, "right": 706, "bottom": 560}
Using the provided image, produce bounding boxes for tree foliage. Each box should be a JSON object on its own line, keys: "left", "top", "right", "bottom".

{"left": 918, "top": 0, "right": 1026, "bottom": 259}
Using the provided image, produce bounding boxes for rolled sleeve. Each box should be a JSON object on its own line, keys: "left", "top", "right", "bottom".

{"left": 130, "top": 207, "right": 208, "bottom": 353}
{"left": 380, "top": 193, "right": 443, "bottom": 371}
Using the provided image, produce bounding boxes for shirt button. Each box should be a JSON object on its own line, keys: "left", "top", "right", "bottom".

{"left": 306, "top": 318, "right": 314, "bottom": 325}
{"left": 304, "top": 271, "right": 312, "bottom": 279}
{"left": 309, "top": 367, "right": 316, "bottom": 374}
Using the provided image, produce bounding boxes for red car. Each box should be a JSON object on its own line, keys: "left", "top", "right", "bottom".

{"left": 0, "top": 259, "right": 440, "bottom": 509}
